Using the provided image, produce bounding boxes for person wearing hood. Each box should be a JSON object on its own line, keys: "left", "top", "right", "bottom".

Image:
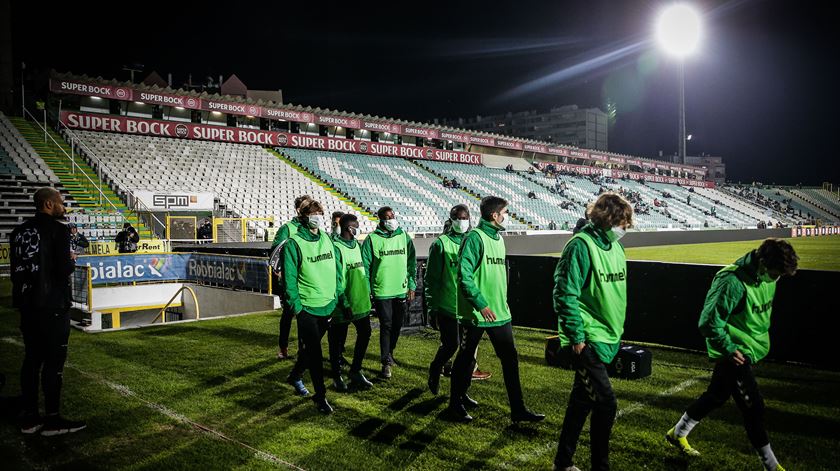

{"left": 271, "top": 194, "right": 313, "bottom": 360}
{"left": 426, "top": 205, "right": 491, "bottom": 397}
{"left": 361, "top": 206, "right": 417, "bottom": 379}
{"left": 281, "top": 199, "right": 343, "bottom": 414}
{"left": 665, "top": 239, "right": 798, "bottom": 471}
{"left": 553, "top": 192, "right": 634, "bottom": 471}
{"left": 447, "top": 196, "right": 544, "bottom": 424}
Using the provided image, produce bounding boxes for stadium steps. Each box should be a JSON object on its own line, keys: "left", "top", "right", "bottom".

{"left": 8, "top": 117, "right": 153, "bottom": 238}
{"left": 268, "top": 148, "right": 377, "bottom": 222}
{"left": 790, "top": 189, "right": 840, "bottom": 220}
{"left": 519, "top": 172, "right": 591, "bottom": 211}
{"left": 412, "top": 160, "right": 533, "bottom": 229}
{"left": 778, "top": 188, "right": 838, "bottom": 223}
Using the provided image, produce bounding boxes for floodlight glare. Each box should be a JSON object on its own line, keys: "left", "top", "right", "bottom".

{"left": 656, "top": 4, "right": 702, "bottom": 57}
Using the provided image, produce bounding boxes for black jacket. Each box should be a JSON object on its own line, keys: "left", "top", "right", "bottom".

{"left": 10, "top": 212, "right": 76, "bottom": 310}
{"left": 115, "top": 227, "right": 140, "bottom": 253}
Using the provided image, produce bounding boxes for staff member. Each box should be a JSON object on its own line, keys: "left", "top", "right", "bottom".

{"left": 271, "top": 194, "right": 312, "bottom": 360}
{"left": 448, "top": 196, "right": 544, "bottom": 424}
{"left": 553, "top": 192, "right": 634, "bottom": 471}
{"left": 10, "top": 187, "right": 86, "bottom": 436}
{"left": 426, "top": 204, "right": 489, "bottom": 396}
{"left": 665, "top": 239, "right": 798, "bottom": 471}
{"left": 361, "top": 206, "right": 416, "bottom": 379}
{"left": 282, "top": 200, "right": 342, "bottom": 414}
{"left": 328, "top": 214, "right": 374, "bottom": 391}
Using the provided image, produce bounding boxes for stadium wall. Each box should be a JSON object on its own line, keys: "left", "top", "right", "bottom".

{"left": 507, "top": 255, "right": 840, "bottom": 370}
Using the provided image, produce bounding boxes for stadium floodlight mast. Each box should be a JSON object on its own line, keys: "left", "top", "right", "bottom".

{"left": 656, "top": 3, "right": 702, "bottom": 165}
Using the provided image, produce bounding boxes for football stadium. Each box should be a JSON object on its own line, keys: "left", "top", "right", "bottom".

{"left": 1, "top": 2, "right": 840, "bottom": 470}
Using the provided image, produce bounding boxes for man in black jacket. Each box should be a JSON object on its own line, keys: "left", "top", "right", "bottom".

{"left": 115, "top": 222, "right": 140, "bottom": 253}
{"left": 10, "top": 187, "right": 86, "bottom": 436}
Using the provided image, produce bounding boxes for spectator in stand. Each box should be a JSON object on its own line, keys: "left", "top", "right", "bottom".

{"left": 654, "top": 198, "right": 661, "bottom": 207}
{"left": 68, "top": 223, "right": 89, "bottom": 255}
{"left": 548, "top": 221, "right": 557, "bottom": 230}
{"left": 198, "top": 219, "right": 214, "bottom": 240}
{"left": 528, "top": 191, "right": 537, "bottom": 199}
{"left": 451, "top": 178, "right": 460, "bottom": 189}
{"left": 529, "top": 166, "right": 536, "bottom": 175}
{"left": 115, "top": 223, "right": 140, "bottom": 253}
{"left": 442, "top": 177, "right": 450, "bottom": 188}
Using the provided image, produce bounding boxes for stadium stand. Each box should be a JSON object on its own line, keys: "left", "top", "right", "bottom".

{"left": 70, "top": 131, "right": 376, "bottom": 238}
{"left": 282, "top": 148, "right": 495, "bottom": 233}
{"left": 1, "top": 112, "right": 59, "bottom": 183}
{"left": 418, "top": 160, "right": 571, "bottom": 230}
{"left": 790, "top": 188, "right": 840, "bottom": 220}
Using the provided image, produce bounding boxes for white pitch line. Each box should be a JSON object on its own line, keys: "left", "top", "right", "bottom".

{"left": 2, "top": 336, "right": 305, "bottom": 470}
{"left": 615, "top": 377, "right": 701, "bottom": 419}
{"left": 507, "top": 376, "right": 705, "bottom": 468}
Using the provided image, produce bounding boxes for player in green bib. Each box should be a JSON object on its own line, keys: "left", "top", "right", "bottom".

{"left": 447, "top": 196, "right": 544, "bottom": 424}
{"left": 665, "top": 239, "right": 798, "bottom": 471}
{"left": 271, "top": 194, "right": 312, "bottom": 360}
{"left": 328, "top": 213, "right": 375, "bottom": 392}
{"left": 361, "top": 206, "right": 417, "bottom": 379}
{"left": 553, "top": 192, "right": 633, "bottom": 471}
{"left": 426, "top": 205, "right": 491, "bottom": 396}
{"left": 282, "top": 200, "right": 343, "bottom": 414}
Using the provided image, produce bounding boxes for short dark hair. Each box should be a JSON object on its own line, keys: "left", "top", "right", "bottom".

{"left": 480, "top": 196, "right": 507, "bottom": 221}
{"left": 756, "top": 238, "right": 799, "bottom": 276}
{"left": 449, "top": 204, "right": 470, "bottom": 220}
{"left": 34, "top": 187, "right": 60, "bottom": 210}
{"left": 339, "top": 213, "right": 358, "bottom": 230}
{"left": 332, "top": 211, "right": 344, "bottom": 221}
{"left": 377, "top": 206, "right": 394, "bottom": 219}
{"left": 294, "top": 195, "right": 312, "bottom": 210}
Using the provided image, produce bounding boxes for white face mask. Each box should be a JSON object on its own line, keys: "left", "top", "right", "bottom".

{"left": 383, "top": 219, "right": 399, "bottom": 231}
{"left": 451, "top": 219, "right": 470, "bottom": 234}
{"left": 608, "top": 226, "right": 626, "bottom": 241}
{"left": 307, "top": 215, "right": 325, "bottom": 230}
{"left": 349, "top": 227, "right": 358, "bottom": 237}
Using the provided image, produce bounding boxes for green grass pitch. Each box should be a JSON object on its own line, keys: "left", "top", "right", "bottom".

{"left": 545, "top": 236, "right": 840, "bottom": 271}
{"left": 1, "top": 277, "right": 839, "bottom": 469}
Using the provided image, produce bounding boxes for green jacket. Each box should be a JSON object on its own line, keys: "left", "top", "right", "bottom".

{"left": 361, "top": 226, "right": 417, "bottom": 300}
{"left": 699, "top": 250, "right": 775, "bottom": 363}
{"left": 282, "top": 227, "right": 343, "bottom": 316}
{"left": 271, "top": 217, "right": 302, "bottom": 250}
{"left": 553, "top": 223, "right": 624, "bottom": 363}
{"left": 457, "top": 219, "right": 500, "bottom": 315}
{"left": 424, "top": 228, "right": 465, "bottom": 318}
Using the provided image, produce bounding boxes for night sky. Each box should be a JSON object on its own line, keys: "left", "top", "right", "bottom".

{"left": 11, "top": 0, "right": 839, "bottom": 185}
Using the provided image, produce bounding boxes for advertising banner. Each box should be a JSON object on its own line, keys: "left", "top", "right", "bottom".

{"left": 79, "top": 253, "right": 191, "bottom": 284}
{"left": 134, "top": 191, "right": 215, "bottom": 211}
{"left": 61, "top": 112, "right": 482, "bottom": 165}
{"left": 78, "top": 253, "right": 269, "bottom": 290}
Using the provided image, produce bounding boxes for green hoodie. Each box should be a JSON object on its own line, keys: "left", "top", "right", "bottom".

{"left": 699, "top": 250, "right": 776, "bottom": 363}
{"left": 424, "top": 228, "right": 466, "bottom": 318}
{"left": 553, "top": 223, "right": 626, "bottom": 363}
{"left": 271, "top": 217, "right": 302, "bottom": 250}
{"left": 282, "top": 227, "right": 343, "bottom": 316}
{"left": 361, "top": 226, "right": 417, "bottom": 300}
{"left": 457, "top": 219, "right": 511, "bottom": 327}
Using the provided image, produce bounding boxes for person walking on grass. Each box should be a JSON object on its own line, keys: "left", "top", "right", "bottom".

{"left": 361, "top": 206, "right": 416, "bottom": 379}
{"left": 426, "top": 204, "right": 490, "bottom": 397}
{"left": 282, "top": 200, "right": 342, "bottom": 414}
{"left": 665, "top": 238, "right": 798, "bottom": 471}
{"left": 447, "top": 196, "right": 544, "bottom": 424}
{"left": 270, "top": 194, "right": 312, "bottom": 360}
{"left": 328, "top": 214, "right": 374, "bottom": 392}
{"left": 553, "top": 192, "right": 634, "bottom": 471}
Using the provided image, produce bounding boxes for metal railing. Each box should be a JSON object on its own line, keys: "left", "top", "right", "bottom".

{"left": 153, "top": 285, "right": 200, "bottom": 324}
{"left": 56, "top": 122, "right": 166, "bottom": 237}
